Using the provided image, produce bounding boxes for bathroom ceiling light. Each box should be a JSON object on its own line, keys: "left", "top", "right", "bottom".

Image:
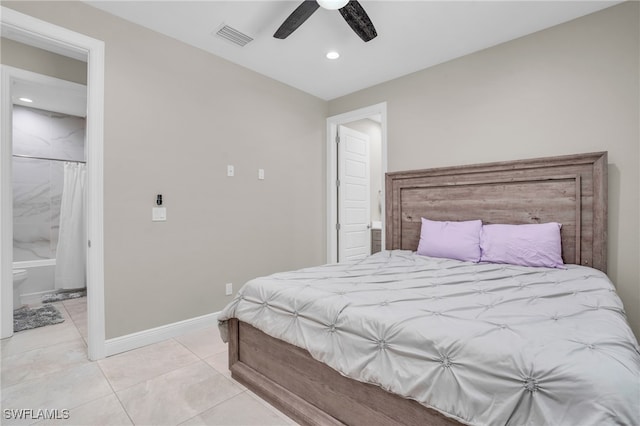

{"left": 18, "top": 97, "right": 33, "bottom": 103}
{"left": 326, "top": 51, "right": 340, "bottom": 60}
{"left": 317, "top": 0, "right": 349, "bottom": 10}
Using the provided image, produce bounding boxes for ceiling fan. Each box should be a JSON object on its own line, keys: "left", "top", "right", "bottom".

{"left": 274, "top": 0, "right": 377, "bottom": 42}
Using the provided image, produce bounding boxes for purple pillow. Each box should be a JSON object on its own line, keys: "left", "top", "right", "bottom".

{"left": 417, "top": 218, "right": 482, "bottom": 262}
{"left": 480, "top": 223, "right": 565, "bottom": 268}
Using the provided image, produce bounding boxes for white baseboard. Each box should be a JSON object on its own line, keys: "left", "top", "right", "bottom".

{"left": 104, "top": 311, "right": 220, "bottom": 357}
{"left": 20, "top": 289, "right": 57, "bottom": 306}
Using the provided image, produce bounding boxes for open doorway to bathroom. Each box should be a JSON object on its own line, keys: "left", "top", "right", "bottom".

{"left": 11, "top": 74, "right": 88, "bottom": 341}
{"left": 1, "top": 6, "right": 106, "bottom": 359}
{"left": 326, "top": 103, "right": 387, "bottom": 264}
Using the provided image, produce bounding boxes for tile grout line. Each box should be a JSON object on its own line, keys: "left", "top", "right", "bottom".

{"left": 99, "top": 345, "right": 204, "bottom": 394}
{"left": 61, "top": 298, "right": 88, "bottom": 344}
{"left": 58, "top": 301, "right": 88, "bottom": 350}
{"left": 95, "top": 361, "right": 136, "bottom": 426}
{"left": 3, "top": 301, "right": 110, "bottom": 425}
{"left": 196, "top": 349, "right": 297, "bottom": 424}
{"left": 172, "top": 336, "right": 204, "bottom": 360}
{"left": 172, "top": 335, "right": 228, "bottom": 362}
{"left": 3, "top": 303, "right": 295, "bottom": 425}
{"left": 173, "top": 335, "right": 263, "bottom": 417}
{"left": 0, "top": 340, "right": 91, "bottom": 390}
{"left": 79, "top": 298, "right": 135, "bottom": 424}
{"left": 107, "top": 355, "right": 240, "bottom": 426}
{"left": 58, "top": 302, "right": 80, "bottom": 337}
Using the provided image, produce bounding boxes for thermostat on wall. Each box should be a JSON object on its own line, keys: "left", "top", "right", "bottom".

{"left": 152, "top": 207, "right": 167, "bottom": 221}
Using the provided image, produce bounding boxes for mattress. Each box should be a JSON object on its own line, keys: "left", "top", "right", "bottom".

{"left": 218, "top": 250, "right": 640, "bottom": 425}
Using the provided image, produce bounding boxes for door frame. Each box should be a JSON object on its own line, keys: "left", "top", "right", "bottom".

{"left": 326, "top": 102, "right": 387, "bottom": 264}
{"left": 0, "top": 7, "right": 106, "bottom": 360}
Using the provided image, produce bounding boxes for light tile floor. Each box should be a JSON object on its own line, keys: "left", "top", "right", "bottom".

{"left": 1, "top": 298, "right": 297, "bottom": 426}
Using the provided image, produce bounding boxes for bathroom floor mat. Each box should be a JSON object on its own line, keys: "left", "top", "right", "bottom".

{"left": 42, "top": 289, "right": 86, "bottom": 303}
{"left": 13, "top": 305, "right": 65, "bottom": 333}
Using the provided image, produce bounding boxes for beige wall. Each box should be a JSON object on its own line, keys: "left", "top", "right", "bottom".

{"left": 4, "top": 1, "right": 328, "bottom": 339}
{"left": 5, "top": 1, "right": 638, "bottom": 340}
{"left": 0, "top": 37, "right": 87, "bottom": 84}
{"left": 329, "top": 2, "right": 640, "bottom": 337}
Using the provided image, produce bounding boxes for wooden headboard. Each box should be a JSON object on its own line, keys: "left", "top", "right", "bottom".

{"left": 385, "top": 152, "right": 608, "bottom": 272}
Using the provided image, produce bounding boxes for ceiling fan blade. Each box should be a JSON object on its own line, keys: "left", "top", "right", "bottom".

{"left": 339, "top": 1, "right": 377, "bottom": 42}
{"left": 274, "top": 0, "right": 320, "bottom": 39}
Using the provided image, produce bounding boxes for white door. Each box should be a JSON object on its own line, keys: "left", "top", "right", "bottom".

{"left": 338, "top": 125, "right": 370, "bottom": 262}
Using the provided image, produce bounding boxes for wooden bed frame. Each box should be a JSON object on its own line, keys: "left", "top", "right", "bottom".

{"left": 227, "top": 152, "right": 608, "bottom": 425}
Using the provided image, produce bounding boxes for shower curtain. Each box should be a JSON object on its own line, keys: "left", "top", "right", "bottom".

{"left": 55, "top": 162, "right": 86, "bottom": 290}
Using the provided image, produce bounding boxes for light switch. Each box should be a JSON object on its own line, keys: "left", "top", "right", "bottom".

{"left": 152, "top": 207, "right": 167, "bottom": 221}
{"left": 227, "top": 165, "right": 234, "bottom": 177}
{"left": 258, "top": 169, "right": 265, "bottom": 180}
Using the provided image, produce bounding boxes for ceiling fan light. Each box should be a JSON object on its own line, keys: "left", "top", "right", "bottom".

{"left": 317, "top": 0, "right": 349, "bottom": 10}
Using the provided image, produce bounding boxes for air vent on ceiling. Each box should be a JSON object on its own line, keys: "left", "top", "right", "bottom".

{"left": 215, "top": 24, "right": 253, "bottom": 47}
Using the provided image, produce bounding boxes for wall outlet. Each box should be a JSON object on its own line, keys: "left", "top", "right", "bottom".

{"left": 227, "top": 165, "right": 234, "bottom": 177}
{"left": 258, "top": 168, "right": 265, "bottom": 180}
{"left": 225, "top": 283, "right": 233, "bottom": 296}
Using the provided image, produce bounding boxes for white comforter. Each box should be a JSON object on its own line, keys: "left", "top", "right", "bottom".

{"left": 218, "top": 250, "right": 640, "bottom": 425}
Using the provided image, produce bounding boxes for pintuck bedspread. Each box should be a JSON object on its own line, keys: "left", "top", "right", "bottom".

{"left": 218, "top": 250, "right": 640, "bottom": 426}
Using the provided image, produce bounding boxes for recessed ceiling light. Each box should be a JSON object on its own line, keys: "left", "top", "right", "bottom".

{"left": 18, "top": 97, "right": 33, "bottom": 103}
{"left": 326, "top": 51, "right": 340, "bottom": 60}
{"left": 317, "top": 0, "right": 348, "bottom": 10}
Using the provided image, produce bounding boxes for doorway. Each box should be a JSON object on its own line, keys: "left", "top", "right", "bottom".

{"left": 0, "top": 6, "right": 106, "bottom": 360}
{"left": 10, "top": 72, "right": 88, "bottom": 337}
{"left": 326, "top": 102, "right": 387, "bottom": 263}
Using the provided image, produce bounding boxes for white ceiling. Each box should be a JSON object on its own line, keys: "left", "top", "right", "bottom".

{"left": 87, "top": 1, "right": 620, "bottom": 100}
{"left": 11, "top": 78, "right": 87, "bottom": 117}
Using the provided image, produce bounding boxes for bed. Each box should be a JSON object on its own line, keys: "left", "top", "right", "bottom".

{"left": 218, "top": 151, "right": 640, "bottom": 425}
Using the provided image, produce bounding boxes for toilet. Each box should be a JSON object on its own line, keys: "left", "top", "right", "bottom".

{"left": 13, "top": 269, "right": 28, "bottom": 309}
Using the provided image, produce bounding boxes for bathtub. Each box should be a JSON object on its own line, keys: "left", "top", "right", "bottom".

{"left": 12, "top": 259, "right": 56, "bottom": 305}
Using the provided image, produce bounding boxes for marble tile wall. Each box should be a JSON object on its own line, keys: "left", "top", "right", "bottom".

{"left": 12, "top": 105, "right": 85, "bottom": 262}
